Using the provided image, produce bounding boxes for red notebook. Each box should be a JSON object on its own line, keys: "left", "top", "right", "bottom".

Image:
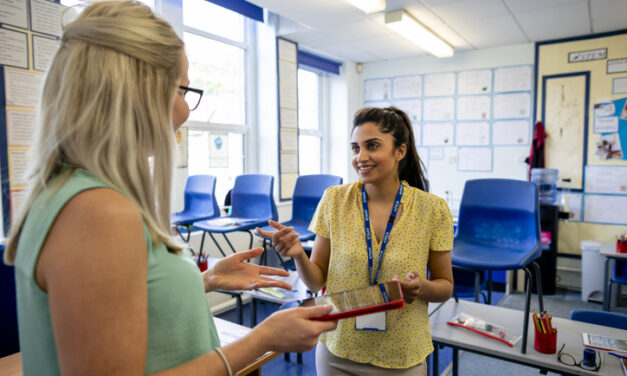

{"left": 297, "top": 281, "right": 405, "bottom": 321}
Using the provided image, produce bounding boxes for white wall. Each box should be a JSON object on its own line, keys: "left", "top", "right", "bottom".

{"left": 360, "top": 43, "right": 535, "bottom": 212}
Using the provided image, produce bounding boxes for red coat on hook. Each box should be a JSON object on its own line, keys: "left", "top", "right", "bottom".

{"left": 525, "top": 121, "right": 547, "bottom": 179}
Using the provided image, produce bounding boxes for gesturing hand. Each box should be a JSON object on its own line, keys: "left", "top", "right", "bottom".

{"left": 393, "top": 271, "right": 423, "bottom": 304}
{"left": 256, "top": 220, "right": 305, "bottom": 258}
{"left": 204, "top": 248, "right": 292, "bottom": 292}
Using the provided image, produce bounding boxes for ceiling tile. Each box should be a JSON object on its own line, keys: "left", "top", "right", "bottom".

{"left": 526, "top": 23, "right": 592, "bottom": 42}
{"left": 452, "top": 15, "right": 528, "bottom": 48}
{"left": 418, "top": 0, "right": 464, "bottom": 6}
{"left": 322, "top": 20, "right": 383, "bottom": 43}
{"left": 430, "top": 0, "right": 510, "bottom": 24}
{"left": 589, "top": 0, "right": 627, "bottom": 18}
{"left": 514, "top": 1, "right": 590, "bottom": 34}
{"left": 320, "top": 43, "right": 380, "bottom": 63}
{"left": 504, "top": 0, "right": 583, "bottom": 13}
{"left": 591, "top": 15, "right": 627, "bottom": 34}
{"left": 282, "top": 30, "right": 337, "bottom": 48}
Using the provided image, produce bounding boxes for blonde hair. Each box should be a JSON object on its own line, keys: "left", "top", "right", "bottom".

{"left": 4, "top": 0, "right": 185, "bottom": 264}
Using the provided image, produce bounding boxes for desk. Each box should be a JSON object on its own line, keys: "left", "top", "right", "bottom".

{"left": 600, "top": 242, "right": 627, "bottom": 311}
{"left": 0, "top": 318, "right": 279, "bottom": 376}
{"left": 430, "top": 299, "right": 625, "bottom": 376}
{"left": 243, "top": 271, "right": 312, "bottom": 364}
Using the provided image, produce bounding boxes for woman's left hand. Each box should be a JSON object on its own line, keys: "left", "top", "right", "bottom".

{"left": 203, "top": 248, "right": 293, "bottom": 292}
{"left": 393, "top": 271, "right": 423, "bottom": 304}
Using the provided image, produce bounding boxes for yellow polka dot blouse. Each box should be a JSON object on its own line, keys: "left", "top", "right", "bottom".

{"left": 309, "top": 180, "right": 454, "bottom": 369}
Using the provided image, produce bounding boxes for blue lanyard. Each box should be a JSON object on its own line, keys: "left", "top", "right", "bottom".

{"left": 362, "top": 183, "right": 403, "bottom": 286}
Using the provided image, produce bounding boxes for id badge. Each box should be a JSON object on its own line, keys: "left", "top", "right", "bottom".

{"left": 355, "top": 311, "right": 386, "bottom": 331}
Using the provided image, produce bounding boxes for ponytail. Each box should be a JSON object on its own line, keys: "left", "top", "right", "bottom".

{"left": 352, "top": 106, "right": 429, "bottom": 192}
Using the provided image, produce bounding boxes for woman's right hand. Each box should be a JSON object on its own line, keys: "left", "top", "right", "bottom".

{"left": 254, "top": 305, "right": 337, "bottom": 353}
{"left": 256, "top": 220, "right": 305, "bottom": 258}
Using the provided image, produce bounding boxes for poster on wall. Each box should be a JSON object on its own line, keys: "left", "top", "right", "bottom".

{"left": 175, "top": 128, "right": 187, "bottom": 168}
{"left": 592, "top": 96, "right": 627, "bottom": 160}
{"left": 209, "top": 134, "right": 228, "bottom": 168}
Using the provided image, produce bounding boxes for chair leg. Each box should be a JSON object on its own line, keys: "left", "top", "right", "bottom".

{"left": 530, "top": 261, "right": 544, "bottom": 312}
{"left": 222, "top": 233, "right": 238, "bottom": 255}
{"left": 246, "top": 230, "right": 254, "bottom": 249}
{"left": 198, "top": 232, "right": 207, "bottom": 265}
{"left": 474, "top": 271, "right": 481, "bottom": 303}
{"left": 207, "top": 233, "right": 226, "bottom": 257}
{"left": 432, "top": 343, "right": 439, "bottom": 376}
{"left": 487, "top": 270, "right": 493, "bottom": 305}
{"left": 521, "top": 267, "right": 533, "bottom": 354}
{"left": 608, "top": 281, "right": 614, "bottom": 312}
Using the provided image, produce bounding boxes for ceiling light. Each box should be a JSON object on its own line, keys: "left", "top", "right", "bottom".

{"left": 346, "top": 0, "right": 386, "bottom": 14}
{"left": 384, "top": 10, "right": 454, "bottom": 58}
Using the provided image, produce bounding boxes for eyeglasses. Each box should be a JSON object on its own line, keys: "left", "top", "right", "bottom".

{"left": 178, "top": 85, "right": 203, "bottom": 111}
{"left": 557, "top": 344, "right": 601, "bottom": 372}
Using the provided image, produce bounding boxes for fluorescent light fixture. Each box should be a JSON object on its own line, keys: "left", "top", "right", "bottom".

{"left": 384, "top": 10, "right": 454, "bottom": 58}
{"left": 346, "top": 0, "right": 386, "bottom": 14}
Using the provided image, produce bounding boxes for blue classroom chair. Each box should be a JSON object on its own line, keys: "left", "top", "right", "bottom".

{"left": 257, "top": 174, "right": 343, "bottom": 268}
{"left": 451, "top": 179, "right": 543, "bottom": 354}
{"left": 171, "top": 175, "right": 220, "bottom": 242}
{"left": 193, "top": 174, "right": 278, "bottom": 258}
{"left": 608, "top": 260, "right": 627, "bottom": 311}
{"left": 570, "top": 309, "right": 627, "bottom": 330}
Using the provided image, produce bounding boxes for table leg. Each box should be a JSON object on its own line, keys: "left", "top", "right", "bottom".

{"left": 603, "top": 257, "right": 611, "bottom": 311}
{"left": 487, "top": 271, "right": 493, "bottom": 305}
{"left": 474, "top": 271, "right": 480, "bottom": 303}
{"left": 452, "top": 348, "right": 459, "bottom": 376}
{"left": 236, "top": 295, "right": 243, "bottom": 325}
{"left": 432, "top": 343, "right": 439, "bottom": 376}
{"left": 252, "top": 299, "right": 257, "bottom": 326}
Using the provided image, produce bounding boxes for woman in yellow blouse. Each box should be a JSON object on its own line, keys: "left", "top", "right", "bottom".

{"left": 258, "top": 107, "right": 454, "bottom": 375}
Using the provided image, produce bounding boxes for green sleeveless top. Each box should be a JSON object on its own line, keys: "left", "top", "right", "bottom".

{"left": 14, "top": 169, "right": 221, "bottom": 375}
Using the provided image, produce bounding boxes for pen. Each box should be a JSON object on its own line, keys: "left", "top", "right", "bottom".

{"left": 608, "top": 352, "right": 627, "bottom": 360}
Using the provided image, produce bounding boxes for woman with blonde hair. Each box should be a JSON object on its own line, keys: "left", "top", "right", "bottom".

{"left": 4, "top": 1, "right": 336, "bottom": 375}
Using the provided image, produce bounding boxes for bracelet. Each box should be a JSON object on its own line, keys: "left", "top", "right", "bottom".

{"left": 215, "top": 347, "right": 233, "bottom": 376}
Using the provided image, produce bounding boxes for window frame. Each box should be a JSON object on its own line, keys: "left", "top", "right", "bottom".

{"left": 297, "top": 66, "right": 326, "bottom": 175}
{"left": 182, "top": 6, "right": 255, "bottom": 175}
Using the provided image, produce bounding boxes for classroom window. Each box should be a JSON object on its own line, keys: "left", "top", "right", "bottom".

{"left": 187, "top": 130, "right": 244, "bottom": 205}
{"left": 184, "top": 32, "right": 246, "bottom": 125}
{"left": 298, "top": 68, "right": 322, "bottom": 174}
{"left": 183, "top": 1, "right": 249, "bottom": 205}
{"left": 183, "top": 0, "right": 244, "bottom": 43}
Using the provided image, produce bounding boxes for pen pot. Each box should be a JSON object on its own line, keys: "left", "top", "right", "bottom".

{"left": 534, "top": 328, "right": 557, "bottom": 354}
{"left": 617, "top": 241, "right": 627, "bottom": 254}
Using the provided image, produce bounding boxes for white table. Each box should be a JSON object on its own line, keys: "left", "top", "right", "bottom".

{"left": 429, "top": 299, "right": 626, "bottom": 376}
{"left": 600, "top": 242, "right": 627, "bottom": 311}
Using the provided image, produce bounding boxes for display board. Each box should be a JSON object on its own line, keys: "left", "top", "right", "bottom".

{"left": 0, "top": 0, "right": 63, "bottom": 236}
{"left": 276, "top": 37, "right": 298, "bottom": 201}
{"left": 363, "top": 65, "right": 533, "bottom": 213}
{"left": 535, "top": 29, "right": 627, "bottom": 227}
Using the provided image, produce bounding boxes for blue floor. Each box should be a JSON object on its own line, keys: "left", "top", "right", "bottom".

{"left": 216, "top": 291, "right": 506, "bottom": 376}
